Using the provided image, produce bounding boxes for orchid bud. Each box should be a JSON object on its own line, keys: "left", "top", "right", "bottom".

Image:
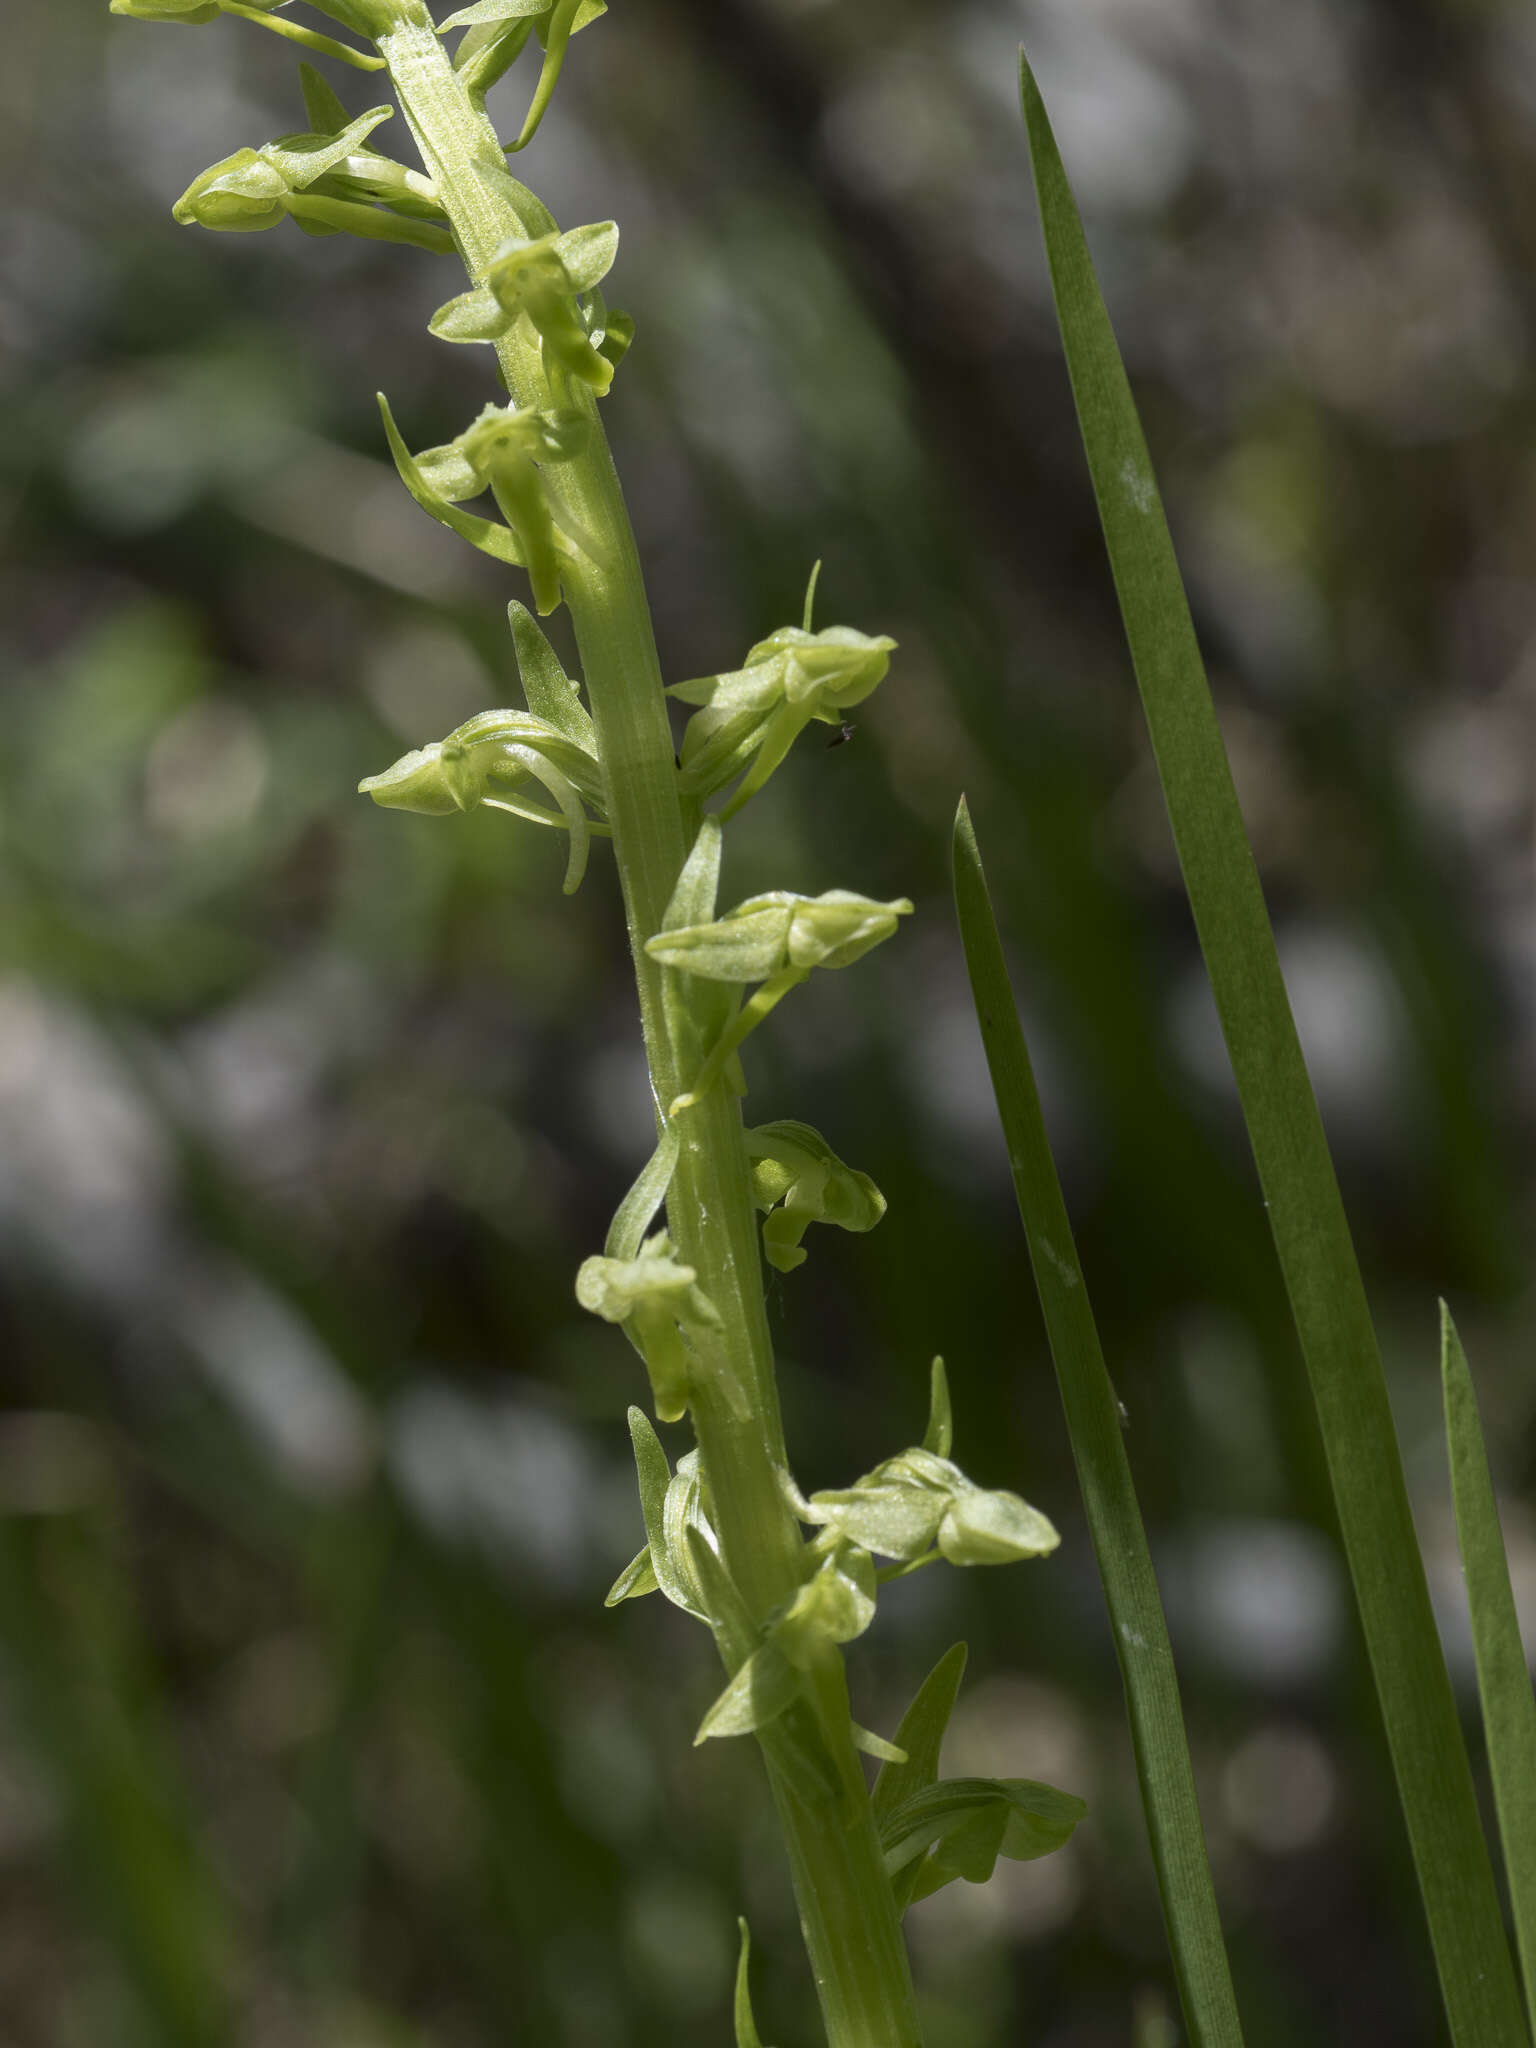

{"left": 173, "top": 149, "right": 290, "bottom": 232}
{"left": 646, "top": 890, "right": 911, "bottom": 985}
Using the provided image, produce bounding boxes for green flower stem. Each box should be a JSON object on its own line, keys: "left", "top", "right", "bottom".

{"left": 371, "top": 10, "right": 922, "bottom": 2040}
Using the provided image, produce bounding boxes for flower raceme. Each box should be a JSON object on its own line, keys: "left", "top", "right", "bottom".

{"left": 113, "top": 0, "right": 1089, "bottom": 2016}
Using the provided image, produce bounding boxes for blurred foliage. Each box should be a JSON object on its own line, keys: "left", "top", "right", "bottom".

{"left": 1, "top": 1, "right": 1534, "bottom": 2044}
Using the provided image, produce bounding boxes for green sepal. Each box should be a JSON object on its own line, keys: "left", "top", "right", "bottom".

{"left": 937, "top": 1474, "right": 1059, "bottom": 1566}
{"left": 733, "top": 1920, "right": 772, "bottom": 2048}
{"left": 507, "top": 602, "right": 596, "bottom": 750}
{"left": 744, "top": 1119, "right": 886, "bottom": 1273}
{"left": 878, "top": 1776, "right": 1086, "bottom": 1903}
{"left": 805, "top": 1467, "right": 945, "bottom": 1562}
{"left": 603, "top": 1544, "right": 659, "bottom": 1606}
{"left": 922, "top": 1355, "right": 953, "bottom": 1458}
{"left": 645, "top": 890, "right": 912, "bottom": 985}
{"left": 428, "top": 285, "right": 512, "bottom": 345}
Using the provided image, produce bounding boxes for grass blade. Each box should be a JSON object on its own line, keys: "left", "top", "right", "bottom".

{"left": 1442, "top": 1305, "right": 1536, "bottom": 2032}
{"left": 953, "top": 800, "right": 1243, "bottom": 2048}
{"left": 1017, "top": 51, "right": 1526, "bottom": 2045}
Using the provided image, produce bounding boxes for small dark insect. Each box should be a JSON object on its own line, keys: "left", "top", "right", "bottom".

{"left": 827, "top": 723, "right": 856, "bottom": 749}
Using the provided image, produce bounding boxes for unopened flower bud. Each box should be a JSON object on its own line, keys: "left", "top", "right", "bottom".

{"left": 646, "top": 890, "right": 911, "bottom": 985}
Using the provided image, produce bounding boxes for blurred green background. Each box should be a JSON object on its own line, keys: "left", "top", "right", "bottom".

{"left": 2, "top": 1, "right": 1534, "bottom": 2043}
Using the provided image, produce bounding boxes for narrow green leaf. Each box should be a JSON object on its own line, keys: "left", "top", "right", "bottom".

{"left": 953, "top": 802, "right": 1242, "bottom": 2045}
{"left": 734, "top": 1919, "right": 771, "bottom": 2048}
{"left": 1442, "top": 1305, "right": 1536, "bottom": 2032}
{"left": 1018, "top": 53, "right": 1526, "bottom": 2048}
